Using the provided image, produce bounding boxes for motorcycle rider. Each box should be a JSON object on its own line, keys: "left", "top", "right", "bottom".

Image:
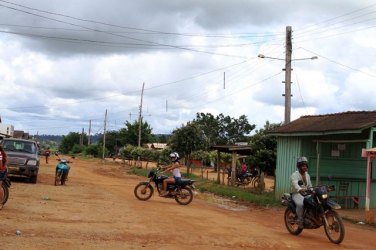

{"left": 290, "top": 156, "right": 312, "bottom": 229}
{"left": 55, "top": 159, "right": 70, "bottom": 182}
{"left": 239, "top": 161, "right": 248, "bottom": 182}
{"left": 0, "top": 145, "right": 8, "bottom": 209}
{"left": 160, "top": 152, "right": 181, "bottom": 197}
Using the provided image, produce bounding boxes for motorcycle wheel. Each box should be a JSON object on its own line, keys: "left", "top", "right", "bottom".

{"left": 252, "top": 177, "right": 260, "bottom": 188}
{"left": 284, "top": 207, "right": 303, "bottom": 235}
{"left": 55, "top": 172, "right": 61, "bottom": 186}
{"left": 61, "top": 173, "right": 67, "bottom": 185}
{"left": 245, "top": 177, "right": 251, "bottom": 185}
{"left": 174, "top": 187, "right": 193, "bottom": 205}
{"left": 323, "top": 210, "right": 345, "bottom": 244}
{"left": 1, "top": 182, "right": 9, "bottom": 207}
{"left": 134, "top": 183, "right": 154, "bottom": 201}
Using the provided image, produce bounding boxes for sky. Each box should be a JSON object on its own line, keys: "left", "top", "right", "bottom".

{"left": 0, "top": 0, "right": 376, "bottom": 136}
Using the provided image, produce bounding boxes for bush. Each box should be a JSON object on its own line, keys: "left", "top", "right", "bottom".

{"left": 71, "top": 144, "right": 86, "bottom": 154}
{"left": 85, "top": 144, "right": 100, "bottom": 157}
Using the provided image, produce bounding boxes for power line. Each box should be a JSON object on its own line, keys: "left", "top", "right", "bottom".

{"left": 292, "top": 60, "right": 309, "bottom": 114}
{"left": 0, "top": 29, "right": 278, "bottom": 49}
{"left": 299, "top": 47, "right": 376, "bottom": 78}
{"left": 0, "top": 2, "right": 249, "bottom": 59}
{"left": 294, "top": 3, "right": 376, "bottom": 34}
{"left": 0, "top": 0, "right": 285, "bottom": 39}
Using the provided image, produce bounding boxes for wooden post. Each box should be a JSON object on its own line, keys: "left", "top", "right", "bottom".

{"left": 231, "top": 151, "right": 237, "bottom": 186}
{"left": 221, "top": 168, "right": 225, "bottom": 185}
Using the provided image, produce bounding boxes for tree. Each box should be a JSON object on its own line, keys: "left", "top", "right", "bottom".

{"left": 119, "top": 120, "right": 154, "bottom": 146}
{"left": 59, "top": 132, "right": 85, "bottom": 154}
{"left": 169, "top": 121, "right": 206, "bottom": 165}
{"left": 248, "top": 121, "right": 281, "bottom": 190}
{"left": 97, "top": 130, "right": 123, "bottom": 155}
{"left": 194, "top": 113, "right": 220, "bottom": 149}
{"left": 217, "top": 114, "right": 255, "bottom": 144}
{"left": 194, "top": 112, "right": 255, "bottom": 147}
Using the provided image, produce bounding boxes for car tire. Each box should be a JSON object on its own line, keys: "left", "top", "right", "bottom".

{"left": 30, "top": 175, "right": 38, "bottom": 184}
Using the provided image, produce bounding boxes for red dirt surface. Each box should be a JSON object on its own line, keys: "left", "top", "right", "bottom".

{"left": 1, "top": 157, "right": 375, "bottom": 249}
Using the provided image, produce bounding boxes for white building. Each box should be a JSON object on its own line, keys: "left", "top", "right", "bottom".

{"left": 0, "top": 124, "right": 14, "bottom": 137}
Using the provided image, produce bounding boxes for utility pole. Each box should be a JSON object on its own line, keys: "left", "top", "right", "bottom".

{"left": 138, "top": 82, "right": 145, "bottom": 147}
{"left": 283, "top": 26, "right": 292, "bottom": 124}
{"left": 88, "top": 120, "right": 91, "bottom": 145}
{"left": 102, "top": 109, "right": 107, "bottom": 160}
{"left": 223, "top": 72, "right": 226, "bottom": 89}
{"left": 80, "top": 128, "right": 84, "bottom": 145}
{"left": 258, "top": 26, "right": 316, "bottom": 124}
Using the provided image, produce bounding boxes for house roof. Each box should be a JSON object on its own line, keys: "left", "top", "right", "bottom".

{"left": 270, "top": 111, "right": 376, "bottom": 136}
{"left": 211, "top": 145, "right": 252, "bottom": 155}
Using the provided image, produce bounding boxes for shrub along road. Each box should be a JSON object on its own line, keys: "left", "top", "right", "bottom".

{"left": 1, "top": 157, "right": 374, "bottom": 249}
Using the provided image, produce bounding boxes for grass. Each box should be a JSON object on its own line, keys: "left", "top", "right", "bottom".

{"left": 127, "top": 166, "right": 280, "bottom": 207}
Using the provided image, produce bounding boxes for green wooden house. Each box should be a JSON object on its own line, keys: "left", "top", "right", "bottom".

{"left": 271, "top": 111, "right": 376, "bottom": 209}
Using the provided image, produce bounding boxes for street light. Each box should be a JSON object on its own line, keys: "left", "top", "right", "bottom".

{"left": 258, "top": 52, "right": 317, "bottom": 124}
{"left": 258, "top": 54, "right": 318, "bottom": 61}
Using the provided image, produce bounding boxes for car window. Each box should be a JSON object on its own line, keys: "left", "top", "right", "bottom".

{"left": 3, "top": 140, "right": 37, "bottom": 154}
{"left": 3, "top": 141, "right": 16, "bottom": 151}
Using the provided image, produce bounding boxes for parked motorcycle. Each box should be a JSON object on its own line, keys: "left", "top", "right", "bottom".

{"left": 1, "top": 171, "right": 11, "bottom": 208}
{"left": 228, "top": 168, "right": 259, "bottom": 187}
{"left": 54, "top": 153, "right": 71, "bottom": 186}
{"left": 282, "top": 182, "right": 345, "bottom": 244}
{"left": 134, "top": 167, "right": 196, "bottom": 205}
{"left": 237, "top": 169, "right": 260, "bottom": 187}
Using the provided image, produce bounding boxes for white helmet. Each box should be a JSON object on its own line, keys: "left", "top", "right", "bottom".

{"left": 169, "top": 152, "right": 179, "bottom": 162}
{"left": 297, "top": 156, "right": 308, "bottom": 169}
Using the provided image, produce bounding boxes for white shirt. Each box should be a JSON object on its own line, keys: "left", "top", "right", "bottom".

{"left": 171, "top": 162, "right": 181, "bottom": 178}
{"left": 290, "top": 170, "right": 312, "bottom": 193}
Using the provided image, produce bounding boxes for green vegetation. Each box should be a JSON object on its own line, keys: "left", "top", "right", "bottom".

{"left": 196, "top": 181, "right": 279, "bottom": 207}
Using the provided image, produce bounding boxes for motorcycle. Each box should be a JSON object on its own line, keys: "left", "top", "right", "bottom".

{"left": 228, "top": 168, "right": 259, "bottom": 187}
{"left": 134, "top": 167, "right": 196, "bottom": 205}
{"left": 1, "top": 171, "right": 11, "bottom": 208}
{"left": 281, "top": 181, "right": 345, "bottom": 244}
{"left": 54, "top": 153, "right": 72, "bottom": 186}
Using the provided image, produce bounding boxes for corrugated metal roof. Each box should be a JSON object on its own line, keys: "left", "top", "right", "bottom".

{"left": 271, "top": 111, "right": 376, "bottom": 135}
{"left": 211, "top": 145, "right": 252, "bottom": 154}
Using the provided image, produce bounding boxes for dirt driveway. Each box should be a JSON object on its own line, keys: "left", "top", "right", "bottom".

{"left": 1, "top": 157, "right": 375, "bottom": 249}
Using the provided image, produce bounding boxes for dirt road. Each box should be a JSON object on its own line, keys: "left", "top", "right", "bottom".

{"left": 1, "top": 157, "right": 375, "bottom": 249}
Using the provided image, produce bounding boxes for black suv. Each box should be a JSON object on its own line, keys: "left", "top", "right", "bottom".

{"left": 1, "top": 138, "right": 40, "bottom": 183}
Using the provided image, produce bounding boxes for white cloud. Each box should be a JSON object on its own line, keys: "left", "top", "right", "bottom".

{"left": 0, "top": 0, "right": 375, "bottom": 135}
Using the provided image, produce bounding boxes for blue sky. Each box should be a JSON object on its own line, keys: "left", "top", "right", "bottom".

{"left": 0, "top": 0, "right": 375, "bottom": 135}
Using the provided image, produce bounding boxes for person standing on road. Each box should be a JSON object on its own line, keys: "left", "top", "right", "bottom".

{"left": 290, "top": 156, "right": 312, "bottom": 229}
{"left": 160, "top": 152, "right": 181, "bottom": 197}
{"left": 45, "top": 148, "right": 51, "bottom": 164}
{"left": 0, "top": 145, "right": 8, "bottom": 209}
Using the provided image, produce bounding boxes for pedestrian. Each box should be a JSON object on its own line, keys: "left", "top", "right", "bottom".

{"left": 45, "top": 148, "right": 51, "bottom": 164}
{"left": 0, "top": 145, "right": 8, "bottom": 209}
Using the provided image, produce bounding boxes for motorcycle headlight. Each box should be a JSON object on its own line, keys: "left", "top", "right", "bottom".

{"left": 27, "top": 160, "right": 37, "bottom": 166}
{"left": 321, "top": 193, "right": 328, "bottom": 199}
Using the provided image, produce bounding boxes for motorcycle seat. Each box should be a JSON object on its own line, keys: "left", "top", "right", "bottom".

{"left": 178, "top": 179, "right": 194, "bottom": 186}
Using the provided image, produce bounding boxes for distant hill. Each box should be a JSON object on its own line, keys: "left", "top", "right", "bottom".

{"left": 34, "top": 134, "right": 63, "bottom": 143}
{"left": 33, "top": 133, "right": 170, "bottom": 144}
{"left": 34, "top": 134, "right": 102, "bottom": 144}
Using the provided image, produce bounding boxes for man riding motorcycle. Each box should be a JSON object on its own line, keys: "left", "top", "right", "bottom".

{"left": 290, "top": 156, "right": 312, "bottom": 229}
